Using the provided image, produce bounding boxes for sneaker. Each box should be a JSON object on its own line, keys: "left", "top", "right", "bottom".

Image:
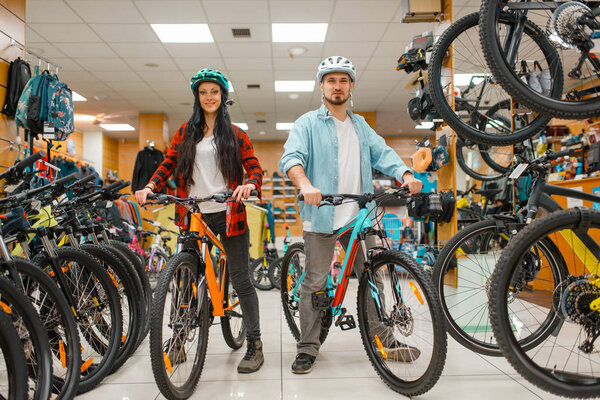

{"left": 273, "top": 172, "right": 283, "bottom": 182}
{"left": 273, "top": 190, "right": 283, "bottom": 198}
{"left": 291, "top": 353, "right": 316, "bottom": 374}
{"left": 384, "top": 340, "right": 421, "bottom": 362}
{"left": 237, "top": 339, "right": 264, "bottom": 373}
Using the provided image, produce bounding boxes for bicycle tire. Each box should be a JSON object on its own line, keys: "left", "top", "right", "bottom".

{"left": 428, "top": 12, "right": 552, "bottom": 146}
{"left": 0, "top": 277, "right": 52, "bottom": 400}
{"left": 249, "top": 257, "right": 273, "bottom": 291}
{"left": 221, "top": 260, "right": 246, "bottom": 350}
{"left": 0, "top": 307, "right": 28, "bottom": 400}
{"left": 150, "top": 251, "right": 209, "bottom": 400}
{"left": 357, "top": 250, "right": 447, "bottom": 397}
{"left": 110, "top": 240, "right": 152, "bottom": 341}
{"left": 455, "top": 137, "right": 505, "bottom": 181}
{"left": 80, "top": 244, "right": 144, "bottom": 373}
{"left": 268, "top": 257, "right": 283, "bottom": 290}
{"left": 479, "top": 0, "right": 600, "bottom": 120}
{"left": 147, "top": 248, "right": 169, "bottom": 291}
{"left": 280, "top": 243, "right": 329, "bottom": 344}
{"left": 489, "top": 208, "right": 600, "bottom": 398}
{"left": 31, "top": 247, "right": 123, "bottom": 394}
{"left": 6, "top": 258, "right": 81, "bottom": 400}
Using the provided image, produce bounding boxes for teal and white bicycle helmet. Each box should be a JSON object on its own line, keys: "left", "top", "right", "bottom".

{"left": 190, "top": 68, "right": 229, "bottom": 94}
{"left": 317, "top": 56, "right": 356, "bottom": 83}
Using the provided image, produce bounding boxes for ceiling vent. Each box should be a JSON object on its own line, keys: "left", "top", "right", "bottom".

{"left": 247, "top": 84, "right": 261, "bottom": 89}
{"left": 232, "top": 28, "right": 251, "bottom": 38}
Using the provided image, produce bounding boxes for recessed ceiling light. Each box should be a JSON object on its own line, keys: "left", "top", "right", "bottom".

{"left": 144, "top": 63, "right": 159, "bottom": 68}
{"left": 275, "top": 81, "right": 315, "bottom": 92}
{"left": 151, "top": 24, "right": 214, "bottom": 43}
{"left": 288, "top": 93, "right": 300, "bottom": 100}
{"left": 272, "top": 23, "right": 328, "bottom": 42}
{"left": 72, "top": 91, "right": 87, "bottom": 102}
{"left": 233, "top": 122, "right": 248, "bottom": 130}
{"left": 415, "top": 122, "right": 435, "bottom": 130}
{"left": 276, "top": 122, "right": 294, "bottom": 130}
{"left": 93, "top": 94, "right": 108, "bottom": 101}
{"left": 259, "top": 131, "right": 266, "bottom": 135}
{"left": 99, "top": 123, "right": 135, "bottom": 131}
{"left": 288, "top": 46, "right": 308, "bottom": 56}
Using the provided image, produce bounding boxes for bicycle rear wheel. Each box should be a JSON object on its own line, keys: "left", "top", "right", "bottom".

{"left": 280, "top": 243, "right": 330, "bottom": 344}
{"left": 249, "top": 257, "right": 273, "bottom": 290}
{"left": 150, "top": 252, "right": 210, "bottom": 400}
{"left": 480, "top": 0, "right": 600, "bottom": 119}
{"left": 357, "top": 250, "right": 447, "bottom": 397}
{"left": 221, "top": 261, "right": 246, "bottom": 350}
{"left": 490, "top": 209, "right": 600, "bottom": 398}
{"left": 0, "top": 302, "right": 28, "bottom": 400}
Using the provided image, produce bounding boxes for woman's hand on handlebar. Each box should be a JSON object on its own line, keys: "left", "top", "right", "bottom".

{"left": 232, "top": 183, "right": 256, "bottom": 202}
{"left": 135, "top": 187, "right": 153, "bottom": 205}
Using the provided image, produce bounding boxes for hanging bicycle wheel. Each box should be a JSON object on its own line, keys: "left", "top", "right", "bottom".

{"left": 429, "top": 12, "right": 551, "bottom": 146}
{"left": 455, "top": 136, "right": 507, "bottom": 181}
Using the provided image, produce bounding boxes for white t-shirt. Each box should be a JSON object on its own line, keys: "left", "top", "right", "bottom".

{"left": 188, "top": 136, "right": 228, "bottom": 213}
{"left": 333, "top": 115, "right": 362, "bottom": 229}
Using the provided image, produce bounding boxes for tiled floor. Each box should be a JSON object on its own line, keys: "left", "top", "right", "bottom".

{"left": 76, "top": 284, "right": 565, "bottom": 400}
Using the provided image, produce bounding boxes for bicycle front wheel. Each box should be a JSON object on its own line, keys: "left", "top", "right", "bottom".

{"left": 490, "top": 208, "right": 600, "bottom": 398}
{"left": 357, "top": 250, "right": 447, "bottom": 397}
{"left": 150, "top": 252, "right": 210, "bottom": 400}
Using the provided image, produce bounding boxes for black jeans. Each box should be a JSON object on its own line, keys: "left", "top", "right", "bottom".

{"left": 200, "top": 211, "right": 261, "bottom": 340}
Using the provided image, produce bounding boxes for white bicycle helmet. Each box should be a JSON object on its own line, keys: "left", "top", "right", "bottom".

{"left": 317, "top": 56, "right": 356, "bottom": 83}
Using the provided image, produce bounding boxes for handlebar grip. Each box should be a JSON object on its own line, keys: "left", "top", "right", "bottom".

{"left": 14, "top": 151, "right": 45, "bottom": 172}
{"left": 112, "top": 180, "right": 130, "bottom": 191}
{"left": 74, "top": 174, "right": 96, "bottom": 187}
{"left": 146, "top": 194, "right": 158, "bottom": 200}
{"left": 249, "top": 190, "right": 258, "bottom": 197}
{"left": 104, "top": 180, "right": 124, "bottom": 192}
{"left": 548, "top": 149, "right": 575, "bottom": 160}
{"left": 53, "top": 173, "right": 78, "bottom": 187}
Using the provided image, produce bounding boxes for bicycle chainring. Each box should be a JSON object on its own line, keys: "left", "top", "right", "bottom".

{"left": 548, "top": 1, "right": 594, "bottom": 49}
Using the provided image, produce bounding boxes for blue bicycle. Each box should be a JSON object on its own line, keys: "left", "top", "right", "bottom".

{"left": 280, "top": 188, "right": 447, "bottom": 396}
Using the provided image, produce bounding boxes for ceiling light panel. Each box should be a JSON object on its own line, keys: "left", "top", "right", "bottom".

{"left": 72, "top": 91, "right": 87, "bottom": 101}
{"left": 274, "top": 80, "right": 315, "bottom": 92}
{"left": 272, "top": 23, "right": 328, "bottom": 42}
{"left": 99, "top": 123, "right": 136, "bottom": 131}
{"left": 151, "top": 24, "right": 214, "bottom": 43}
{"left": 233, "top": 122, "right": 248, "bottom": 130}
{"left": 276, "top": 122, "right": 294, "bottom": 130}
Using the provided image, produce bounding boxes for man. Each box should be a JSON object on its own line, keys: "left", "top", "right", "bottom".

{"left": 279, "top": 56, "right": 424, "bottom": 374}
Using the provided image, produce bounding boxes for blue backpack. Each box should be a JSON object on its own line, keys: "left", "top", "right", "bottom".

{"left": 46, "top": 79, "right": 74, "bottom": 140}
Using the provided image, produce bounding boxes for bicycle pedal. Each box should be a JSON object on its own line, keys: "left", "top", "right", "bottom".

{"left": 337, "top": 315, "right": 356, "bottom": 331}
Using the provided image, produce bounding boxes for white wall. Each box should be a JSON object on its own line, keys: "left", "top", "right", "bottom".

{"left": 83, "top": 131, "right": 103, "bottom": 174}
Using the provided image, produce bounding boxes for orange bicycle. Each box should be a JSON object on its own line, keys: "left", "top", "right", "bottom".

{"left": 146, "top": 191, "right": 254, "bottom": 400}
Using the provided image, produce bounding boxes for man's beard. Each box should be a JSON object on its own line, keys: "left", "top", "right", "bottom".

{"left": 324, "top": 92, "right": 348, "bottom": 106}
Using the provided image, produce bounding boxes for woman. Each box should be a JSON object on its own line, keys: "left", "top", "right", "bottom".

{"left": 135, "top": 68, "right": 264, "bottom": 373}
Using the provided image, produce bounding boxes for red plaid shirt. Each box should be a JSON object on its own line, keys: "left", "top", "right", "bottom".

{"left": 148, "top": 122, "right": 263, "bottom": 236}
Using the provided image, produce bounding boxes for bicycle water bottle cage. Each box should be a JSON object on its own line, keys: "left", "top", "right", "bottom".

{"left": 311, "top": 290, "right": 333, "bottom": 309}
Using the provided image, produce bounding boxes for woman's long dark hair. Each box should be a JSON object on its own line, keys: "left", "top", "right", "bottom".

{"left": 175, "top": 89, "right": 243, "bottom": 188}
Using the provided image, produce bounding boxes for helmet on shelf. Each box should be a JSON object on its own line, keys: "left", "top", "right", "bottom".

{"left": 317, "top": 56, "right": 356, "bottom": 83}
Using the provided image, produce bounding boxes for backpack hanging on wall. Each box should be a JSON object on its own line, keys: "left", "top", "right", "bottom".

{"left": 1, "top": 57, "right": 31, "bottom": 117}
{"left": 46, "top": 79, "right": 74, "bottom": 139}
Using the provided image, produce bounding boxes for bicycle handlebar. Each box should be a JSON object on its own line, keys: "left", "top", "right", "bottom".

{"left": 145, "top": 190, "right": 259, "bottom": 205}
{"left": 298, "top": 186, "right": 411, "bottom": 206}
{"left": 0, "top": 151, "right": 45, "bottom": 181}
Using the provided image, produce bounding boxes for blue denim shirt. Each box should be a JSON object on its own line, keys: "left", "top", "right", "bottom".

{"left": 279, "top": 104, "right": 412, "bottom": 234}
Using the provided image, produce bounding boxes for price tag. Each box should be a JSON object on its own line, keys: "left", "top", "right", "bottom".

{"left": 106, "top": 200, "right": 113, "bottom": 208}
{"left": 109, "top": 228, "right": 116, "bottom": 235}
{"left": 43, "top": 122, "right": 57, "bottom": 139}
{"left": 509, "top": 163, "right": 529, "bottom": 179}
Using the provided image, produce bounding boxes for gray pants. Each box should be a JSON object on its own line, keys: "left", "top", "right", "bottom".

{"left": 298, "top": 230, "right": 376, "bottom": 357}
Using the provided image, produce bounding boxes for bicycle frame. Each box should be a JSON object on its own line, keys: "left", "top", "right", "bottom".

{"left": 289, "top": 206, "right": 379, "bottom": 319}
{"left": 187, "top": 212, "right": 234, "bottom": 318}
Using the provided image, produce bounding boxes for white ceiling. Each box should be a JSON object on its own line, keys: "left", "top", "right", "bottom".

{"left": 25, "top": 0, "right": 480, "bottom": 141}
